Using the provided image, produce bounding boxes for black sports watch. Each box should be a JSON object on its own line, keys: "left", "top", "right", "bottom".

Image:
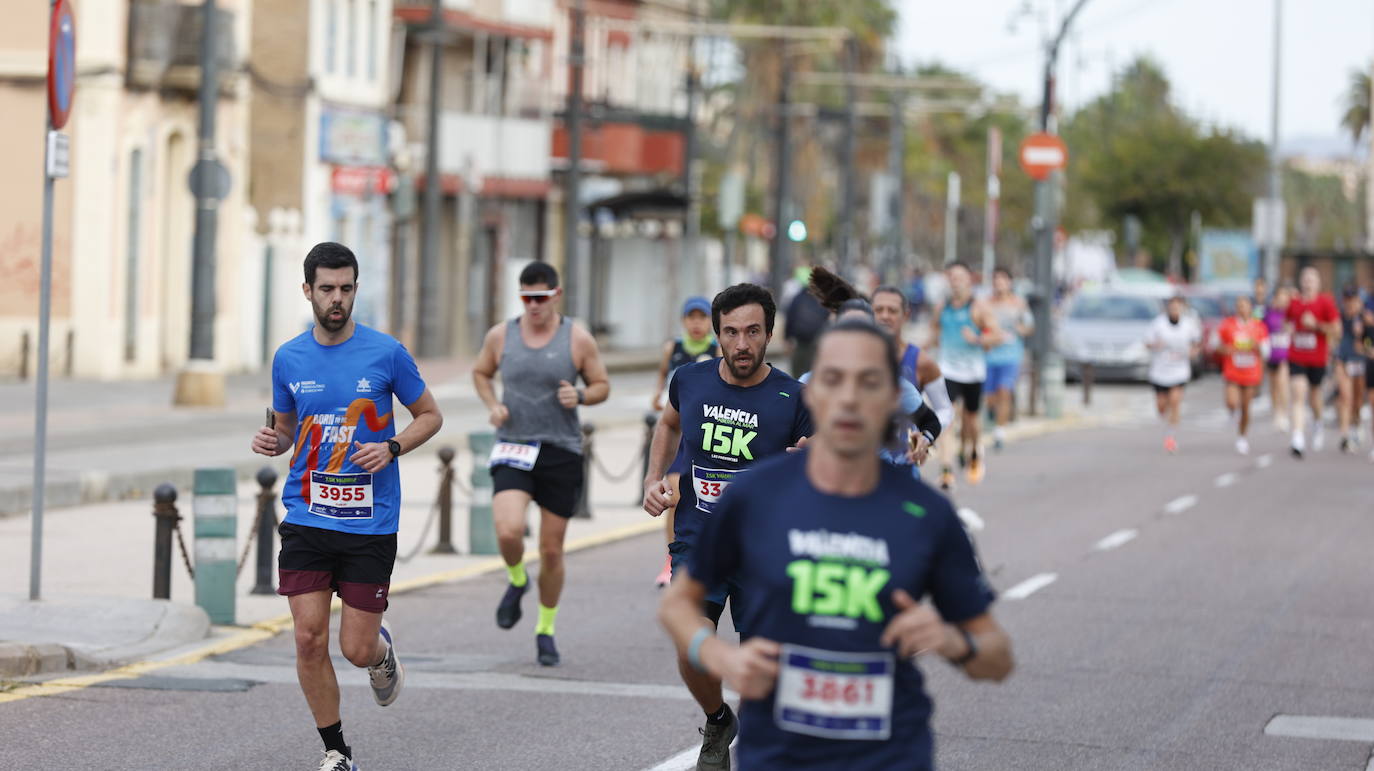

{"left": 951, "top": 627, "right": 978, "bottom": 666}
{"left": 386, "top": 439, "right": 402, "bottom": 461}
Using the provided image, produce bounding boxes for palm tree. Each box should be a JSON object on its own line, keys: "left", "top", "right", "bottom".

{"left": 1339, "top": 64, "right": 1371, "bottom": 144}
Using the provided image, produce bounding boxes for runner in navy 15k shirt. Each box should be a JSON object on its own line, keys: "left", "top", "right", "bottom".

{"left": 660, "top": 319, "right": 1012, "bottom": 771}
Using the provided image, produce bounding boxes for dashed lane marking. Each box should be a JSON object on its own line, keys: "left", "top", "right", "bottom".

{"left": 1163, "top": 494, "right": 1198, "bottom": 515}
{"left": 1003, "top": 573, "right": 1058, "bottom": 600}
{"left": 1093, "top": 529, "right": 1138, "bottom": 551}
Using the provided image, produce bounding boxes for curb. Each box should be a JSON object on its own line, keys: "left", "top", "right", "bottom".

{"left": 0, "top": 600, "right": 211, "bottom": 681}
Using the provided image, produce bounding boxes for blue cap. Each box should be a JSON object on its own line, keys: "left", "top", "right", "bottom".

{"left": 682, "top": 296, "right": 711, "bottom": 317}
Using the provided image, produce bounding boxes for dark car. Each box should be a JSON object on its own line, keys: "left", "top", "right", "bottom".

{"left": 1184, "top": 286, "right": 1247, "bottom": 371}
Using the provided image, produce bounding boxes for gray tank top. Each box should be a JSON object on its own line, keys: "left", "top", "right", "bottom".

{"left": 499, "top": 316, "right": 582, "bottom": 455}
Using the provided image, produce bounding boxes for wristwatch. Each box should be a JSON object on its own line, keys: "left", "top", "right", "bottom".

{"left": 576, "top": 388, "right": 586, "bottom": 405}
{"left": 951, "top": 627, "right": 978, "bottom": 666}
{"left": 386, "top": 439, "right": 402, "bottom": 461}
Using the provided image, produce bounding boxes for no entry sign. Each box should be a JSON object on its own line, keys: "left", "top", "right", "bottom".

{"left": 48, "top": 0, "right": 76, "bottom": 129}
{"left": 1019, "top": 132, "right": 1068, "bottom": 181}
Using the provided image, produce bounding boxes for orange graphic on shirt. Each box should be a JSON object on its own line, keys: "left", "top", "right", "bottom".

{"left": 291, "top": 399, "right": 392, "bottom": 503}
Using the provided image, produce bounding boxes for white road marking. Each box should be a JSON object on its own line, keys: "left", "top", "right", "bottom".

{"left": 644, "top": 746, "right": 701, "bottom": 771}
{"left": 1214, "top": 473, "right": 1238, "bottom": 488}
{"left": 1003, "top": 572, "right": 1057, "bottom": 600}
{"left": 1368, "top": 752, "right": 1374, "bottom": 771}
{"left": 1256, "top": 454, "right": 1273, "bottom": 468}
{"left": 957, "top": 507, "right": 985, "bottom": 532}
{"left": 1264, "top": 715, "right": 1374, "bottom": 742}
{"left": 1163, "top": 494, "right": 1198, "bottom": 515}
{"left": 1093, "top": 529, "right": 1138, "bottom": 551}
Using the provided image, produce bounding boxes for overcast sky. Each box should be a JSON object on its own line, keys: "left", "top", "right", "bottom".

{"left": 895, "top": 0, "right": 1374, "bottom": 155}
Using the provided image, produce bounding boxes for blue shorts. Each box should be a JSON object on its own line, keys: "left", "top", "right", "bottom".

{"left": 985, "top": 360, "right": 1021, "bottom": 393}
{"left": 668, "top": 538, "right": 744, "bottom": 635}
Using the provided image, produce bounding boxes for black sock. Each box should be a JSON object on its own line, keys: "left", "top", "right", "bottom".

{"left": 318, "top": 722, "right": 349, "bottom": 757}
{"left": 705, "top": 704, "right": 731, "bottom": 725}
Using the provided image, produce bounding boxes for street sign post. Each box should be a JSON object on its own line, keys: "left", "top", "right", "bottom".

{"left": 33, "top": 0, "right": 76, "bottom": 601}
{"left": 1019, "top": 132, "right": 1068, "bottom": 181}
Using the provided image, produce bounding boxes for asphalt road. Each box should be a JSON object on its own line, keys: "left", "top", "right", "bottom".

{"left": 4, "top": 380, "right": 1374, "bottom": 770}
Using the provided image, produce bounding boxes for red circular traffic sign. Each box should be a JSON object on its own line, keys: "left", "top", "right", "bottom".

{"left": 1018, "top": 132, "right": 1068, "bottom": 181}
{"left": 48, "top": 0, "right": 76, "bottom": 129}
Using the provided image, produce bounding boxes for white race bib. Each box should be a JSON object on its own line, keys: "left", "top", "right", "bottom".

{"left": 489, "top": 441, "right": 541, "bottom": 471}
{"left": 774, "top": 645, "right": 895, "bottom": 741}
{"left": 692, "top": 465, "right": 739, "bottom": 513}
{"left": 1231, "top": 352, "right": 1258, "bottom": 369}
{"left": 1294, "top": 332, "right": 1318, "bottom": 351}
{"left": 308, "top": 471, "right": 375, "bottom": 519}
{"left": 1271, "top": 333, "right": 1290, "bottom": 348}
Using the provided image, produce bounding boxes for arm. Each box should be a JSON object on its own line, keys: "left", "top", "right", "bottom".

{"left": 572, "top": 324, "right": 611, "bottom": 406}
{"left": 974, "top": 301, "right": 1005, "bottom": 349}
{"left": 472, "top": 324, "right": 508, "bottom": 427}
{"left": 1015, "top": 299, "right": 1034, "bottom": 338}
{"left": 347, "top": 390, "right": 445, "bottom": 473}
{"left": 927, "top": 303, "right": 943, "bottom": 350}
{"left": 915, "top": 352, "right": 941, "bottom": 388}
{"left": 922, "top": 376, "right": 954, "bottom": 432}
{"left": 252, "top": 409, "right": 299, "bottom": 457}
{"left": 878, "top": 592, "right": 1012, "bottom": 682}
{"left": 642, "top": 401, "right": 683, "bottom": 516}
{"left": 652, "top": 341, "right": 675, "bottom": 410}
{"left": 659, "top": 569, "right": 781, "bottom": 699}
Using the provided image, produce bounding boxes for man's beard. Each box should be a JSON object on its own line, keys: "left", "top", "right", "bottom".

{"left": 724, "top": 349, "right": 764, "bottom": 380}
{"left": 315, "top": 303, "right": 350, "bottom": 332}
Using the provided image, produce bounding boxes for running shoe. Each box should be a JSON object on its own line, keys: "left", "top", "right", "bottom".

{"left": 938, "top": 467, "right": 955, "bottom": 492}
{"left": 1291, "top": 432, "right": 1305, "bottom": 459}
{"left": 1313, "top": 426, "right": 1325, "bottom": 452}
{"left": 1235, "top": 437, "right": 1250, "bottom": 456}
{"left": 1276, "top": 415, "right": 1290, "bottom": 433}
{"left": 966, "top": 455, "right": 985, "bottom": 485}
{"left": 655, "top": 554, "right": 673, "bottom": 588}
{"left": 1164, "top": 436, "right": 1177, "bottom": 454}
{"left": 317, "top": 749, "right": 357, "bottom": 771}
{"left": 496, "top": 581, "right": 528, "bottom": 629}
{"left": 368, "top": 621, "right": 404, "bottom": 707}
{"left": 1340, "top": 437, "right": 1352, "bottom": 454}
{"left": 697, "top": 704, "right": 738, "bottom": 771}
{"left": 536, "top": 633, "right": 560, "bottom": 667}
{"left": 957, "top": 452, "right": 967, "bottom": 469}
{"left": 993, "top": 427, "right": 1006, "bottom": 452}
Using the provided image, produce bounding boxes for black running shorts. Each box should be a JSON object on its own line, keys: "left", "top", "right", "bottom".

{"left": 491, "top": 443, "right": 585, "bottom": 519}
{"left": 1288, "top": 363, "right": 1326, "bottom": 387}
{"left": 277, "top": 523, "right": 397, "bottom": 613}
{"left": 944, "top": 379, "right": 984, "bottom": 413}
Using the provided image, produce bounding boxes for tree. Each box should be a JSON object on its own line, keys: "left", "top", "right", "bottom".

{"left": 1339, "top": 64, "right": 1371, "bottom": 145}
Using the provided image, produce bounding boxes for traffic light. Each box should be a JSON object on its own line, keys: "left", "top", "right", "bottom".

{"left": 787, "top": 219, "right": 807, "bottom": 242}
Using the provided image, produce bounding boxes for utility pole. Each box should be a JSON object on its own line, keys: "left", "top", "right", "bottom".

{"left": 885, "top": 94, "right": 905, "bottom": 284}
{"left": 1030, "top": 0, "right": 1091, "bottom": 419}
{"left": 1263, "top": 0, "right": 1283, "bottom": 283}
{"left": 982, "top": 126, "right": 1002, "bottom": 286}
{"left": 564, "top": 0, "right": 586, "bottom": 317}
{"left": 682, "top": 0, "right": 702, "bottom": 295}
{"left": 944, "top": 171, "right": 960, "bottom": 266}
{"left": 417, "top": 0, "right": 443, "bottom": 356}
{"left": 768, "top": 41, "right": 792, "bottom": 299}
{"left": 838, "top": 37, "right": 857, "bottom": 278}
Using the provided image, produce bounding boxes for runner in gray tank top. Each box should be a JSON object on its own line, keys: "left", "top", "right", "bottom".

{"left": 473, "top": 261, "right": 610, "bottom": 667}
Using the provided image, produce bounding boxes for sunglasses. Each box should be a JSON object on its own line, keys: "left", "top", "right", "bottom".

{"left": 520, "top": 290, "right": 558, "bottom": 305}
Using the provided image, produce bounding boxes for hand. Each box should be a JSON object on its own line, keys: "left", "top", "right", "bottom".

{"left": 488, "top": 404, "right": 510, "bottom": 428}
{"left": 785, "top": 435, "right": 810, "bottom": 453}
{"left": 651, "top": 393, "right": 664, "bottom": 412}
{"left": 961, "top": 327, "right": 980, "bottom": 345}
{"left": 349, "top": 441, "right": 391, "bottom": 473}
{"left": 710, "top": 637, "right": 781, "bottom": 700}
{"left": 907, "top": 435, "right": 932, "bottom": 466}
{"left": 251, "top": 427, "right": 280, "bottom": 457}
{"left": 1301, "top": 311, "right": 1317, "bottom": 328}
{"left": 643, "top": 477, "right": 674, "bottom": 517}
{"left": 879, "top": 589, "right": 962, "bottom": 659}
{"left": 557, "top": 380, "right": 579, "bottom": 409}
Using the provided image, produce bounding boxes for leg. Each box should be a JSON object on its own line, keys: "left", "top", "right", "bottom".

{"left": 1290, "top": 370, "right": 1309, "bottom": 439}
{"left": 677, "top": 625, "right": 725, "bottom": 714}
{"left": 338, "top": 603, "right": 386, "bottom": 670}
{"left": 493, "top": 488, "right": 534, "bottom": 568}
{"left": 536, "top": 508, "right": 570, "bottom": 609}
{"left": 1238, "top": 386, "right": 1253, "bottom": 437}
{"left": 1155, "top": 387, "right": 1169, "bottom": 418}
{"left": 289, "top": 591, "right": 341, "bottom": 729}
{"left": 1168, "top": 386, "right": 1184, "bottom": 428}
{"left": 1224, "top": 382, "right": 1239, "bottom": 416}
{"left": 1336, "top": 365, "right": 1354, "bottom": 441}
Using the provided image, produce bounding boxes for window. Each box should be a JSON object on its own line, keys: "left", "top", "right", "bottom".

{"left": 325, "top": 0, "right": 337, "bottom": 74}
{"left": 367, "top": 0, "right": 378, "bottom": 81}
{"left": 346, "top": 0, "right": 357, "bottom": 78}
{"left": 124, "top": 149, "right": 143, "bottom": 363}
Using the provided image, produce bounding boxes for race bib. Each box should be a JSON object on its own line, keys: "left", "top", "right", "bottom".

{"left": 489, "top": 441, "right": 541, "bottom": 471}
{"left": 692, "top": 465, "right": 739, "bottom": 513}
{"left": 309, "top": 471, "right": 374, "bottom": 519}
{"left": 774, "top": 645, "right": 895, "bottom": 741}
{"left": 1231, "top": 352, "right": 1258, "bottom": 369}
{"left": 1271, "top": 333, "right": 1290, "bottom": 348}
{"left": 1294, "top": 332, "right": 1318, "bottom": 351}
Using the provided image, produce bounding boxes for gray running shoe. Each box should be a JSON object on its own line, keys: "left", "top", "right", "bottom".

{"left": 368, "top": 621, "right": 404, "bottom": 707}
{"left": 696, "top": 704, "right": 737, "bottom": 770}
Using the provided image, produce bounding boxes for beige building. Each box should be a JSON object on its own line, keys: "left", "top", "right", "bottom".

{"left": 0, "top": 0, "right": 253, "bottom": 381}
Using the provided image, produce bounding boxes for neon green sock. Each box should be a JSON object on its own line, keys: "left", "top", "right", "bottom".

{"left": 507, "top": 561, "right": 528, "bottom": 588}
{"left": 536, "top": 604, "right": 558, "bottom": 636}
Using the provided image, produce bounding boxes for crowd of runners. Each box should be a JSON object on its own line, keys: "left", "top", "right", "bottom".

{"left": 249, "top": 241, "right": 1367, "bottom": 770}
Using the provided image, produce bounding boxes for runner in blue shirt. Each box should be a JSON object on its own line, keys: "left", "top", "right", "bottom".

{"left": 643, "top": 283, "right": 813, "bottom": 770}
{"left": 660, "top": 318, "right": 1013, "bottom": 770}
{"left": 251, "top": 242, "right": 443, "bottom": 771}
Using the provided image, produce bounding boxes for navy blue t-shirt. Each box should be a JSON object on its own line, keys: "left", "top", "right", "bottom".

{"left": 689, "top": 451, "right": 995, "bottom": 770}
{"left": 668, "top": 360, "right": 812, "bottom": 547}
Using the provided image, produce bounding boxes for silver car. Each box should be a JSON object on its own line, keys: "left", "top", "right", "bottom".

{"left": 1058, "top": 291, "right": 1163, "bottom": 382}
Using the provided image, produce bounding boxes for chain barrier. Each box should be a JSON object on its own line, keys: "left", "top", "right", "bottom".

{"left": 396, "top": 501, "right": 442, "bottom": 564}
{"left": 236, "top": 516, "right": 259, "bottom": 576}
{"left": 592, "top": 446, "right": 645, "bottom": 483}
{"left": 172, "top": 519, "right": 196, "bottom": 580}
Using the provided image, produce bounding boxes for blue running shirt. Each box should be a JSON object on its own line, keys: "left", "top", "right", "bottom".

{"left": 668, "top": 360, "right": 812, "bottom": 547}
{"left": 690, "top": 451, "right": 995, "bottom": 770}
{"left": 271, "top": 325, "right": 427, "bottom": 535}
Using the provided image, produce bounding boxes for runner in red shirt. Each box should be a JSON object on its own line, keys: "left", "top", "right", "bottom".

{"left": 1285, "top": 266, "right": 1342, "bottom": 458}
{"left": 1214, "top": 295, "right": 1270, "bottom": 455}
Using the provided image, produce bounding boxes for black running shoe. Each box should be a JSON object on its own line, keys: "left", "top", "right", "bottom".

{"left": 496, "top": 582, "right": 528, "bottom": 629}
{"left": 697, "top": 704, "right": 738, "bottom": 770}
{"left": 536, "top": 634, "right": 560, "bottom": 666}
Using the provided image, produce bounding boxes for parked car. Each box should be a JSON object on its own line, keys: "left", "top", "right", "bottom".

{"left": 1058, "top": 291, "right": 1164, "bottom": 382}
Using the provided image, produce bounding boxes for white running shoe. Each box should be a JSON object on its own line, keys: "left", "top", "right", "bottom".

{"left": 318, "top": 749, "right": 357, "bottom": 771}
{"left": 1276, "top": 415, "right": 1291, "bottom": 433}
{"left": 368, "top": 621, "right": 404, "bottom": 707}
{"left": 1312, "top": 426, "right": 1325, "bottom": 452}
{"left": 1235, "top": 437, "right": 1250, "bottom": 455}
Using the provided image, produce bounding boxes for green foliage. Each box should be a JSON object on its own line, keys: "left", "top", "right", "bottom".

{"left": 1339, "top": 64, "right": 1371, "bottom": 145}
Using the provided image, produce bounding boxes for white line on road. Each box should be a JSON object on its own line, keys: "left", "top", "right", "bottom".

{"left": 643, "top": 746, "right": 700, "bottom": 771}
{"left": 1093, "top": 529, "right": 1138, "bottom": 551}
{"left": 957, "top": 507, "right": 985, "bottom": 532}
{"left": 1163, "top": 494, "right": 1198, "bottom": 515}
{"left": 1257, "top": 454, "right": 1273, "bottom": 468}
{"left": 1214, "top": 473, "right": 1238, "bottom": 488}
{"left": 1264, "top": 715, "right": 1374, "bottom": 742}
{"left": 1003, "top": 573, "right": 1058, "bottom": 600}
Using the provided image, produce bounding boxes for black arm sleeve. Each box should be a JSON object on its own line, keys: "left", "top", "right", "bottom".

{"left": 911, "top": 402, "right": 942, "bottom": 443}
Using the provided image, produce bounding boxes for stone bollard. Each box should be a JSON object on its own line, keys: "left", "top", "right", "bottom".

{"left": 193, "top": 468, "right": 237, "bottom": 625}
{"left": 251, "top": 467, "right": 278, "bottom": 595}
{"left": 431, "top": 447, "right": 457, "bottom": 554}
{"left": 152, "top": 483, "right": 179, "bottom": 600}
{"left": 468, "top": 431, "right": 498, "bottom": 555}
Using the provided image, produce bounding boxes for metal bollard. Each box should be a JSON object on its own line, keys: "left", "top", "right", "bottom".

{"left": 638, "top": 412, "right": 658, "bottom": 504}
{"left": 152, "top": 483, "right": 179, "bottom": 600}
{"left": 193, "top": 468, "right": 237, "bottom": 625}
{"left": 431, "top": 447, "right": 457, "bottom": 554}
{"left": 468, "top": 431, "right": 499, "bottom": 555}
{"left": 251, "top": 467, "right": 278, "bottom": 595}
{"left": 574, "top": 424, "right": 594, "bottom": 519}
{"left": 1082, "top": 363, "right": 1094, "bottom": 406}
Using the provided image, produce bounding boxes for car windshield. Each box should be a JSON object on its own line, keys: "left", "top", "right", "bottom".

{"left": 1068, "top": 295, "right": 1158, "bottom": 321}
{"left": 1189, "top": 296, "right": 1225, "bottom": 318}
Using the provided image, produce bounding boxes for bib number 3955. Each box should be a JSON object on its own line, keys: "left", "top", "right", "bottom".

{"left": 774, "top": 645, "right": 894, "bottom": 740}
{"left": 309, "top": 471, "right": 375, "bottom": 519}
